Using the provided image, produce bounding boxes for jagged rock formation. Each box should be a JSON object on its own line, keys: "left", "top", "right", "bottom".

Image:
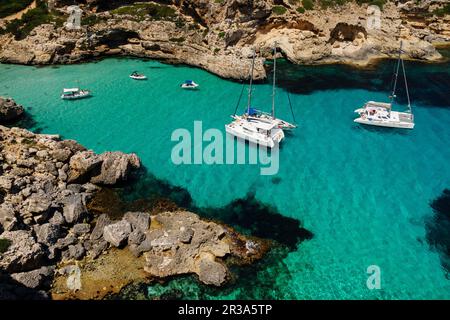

{"left": 0, "top": 1, "right": 448, "bottom": 79}
{"left": 0, "top": 97, "right": 24, "bottom": 123}
{"left": 0, "top": 122, "right": 266, "bottom": 299}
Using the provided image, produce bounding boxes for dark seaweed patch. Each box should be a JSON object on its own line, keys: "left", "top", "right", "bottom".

{"left": 270, "top": 58, "right": 450, "bottom": 108}
{"left": 425, "top": 189, "right": 450, "bottom": 274}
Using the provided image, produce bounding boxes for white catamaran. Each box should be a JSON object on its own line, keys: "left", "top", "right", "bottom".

{"left": 225, "top": 49, "right": 285, "bottom": 148}
{"left": 233, "top": 43, "right": 297, "bottom": 130}
{"left": 354, "top": 41, "right": 414, "bottom": 129}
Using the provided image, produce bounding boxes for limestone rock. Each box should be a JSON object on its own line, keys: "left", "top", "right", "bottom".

{"left": 123, "top": 211, "right": 150, "bottom": 232}
{"left": 0, "top": 230, "right": 45, "bottom": 273}
{"left": 90, "top": 214, "right": 112, "bottom": 240}
{"left": 61, "top": 194, "right": 87, "bottom": 224}
{"left": 10, "top": 266, "right": 55, "bottom": 289}
{"left": 34, "top": 223, "right": 62, "bottom": 246}
{"left": 103, "top": 220, "right": 132, "bottom": 247}
{"left": 0, "top": 204, "right": 18, "bottom": 232}
{"left": 90, "top": 152, "right": 141, "bottom": 185}
{"left": 68, "top": 151, "right": 102, "bottom": 183}
{"left": 72, "top": 223, "right": 91, "bottom": 236}
{"left": 197, "top": 255, "right": 227, "bottom": 286}
{"left": 0, "top": 97, "right": 24, "bottom": 123}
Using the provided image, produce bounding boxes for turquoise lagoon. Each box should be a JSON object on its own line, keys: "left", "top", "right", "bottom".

{"left": 0, "top": 56, "right": 449, "bottom": 299}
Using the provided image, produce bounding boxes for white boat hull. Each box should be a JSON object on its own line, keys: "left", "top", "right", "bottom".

{"left": 181, "top": 84, "right": 199, "bottom": 89}
{"left": 61, "top": 91, "right": 91, "bottom": 100}
{"left": 225, "top": 123, "right": 284, "bottom": 148}
{"left": 130, "top": 75, "right": 147, "bottom": 80}
{"left": 232, "top": 114, "right": 296, "bottom": 130}
{"left": 354, "top": 111, "right": 414, "bottom": 129}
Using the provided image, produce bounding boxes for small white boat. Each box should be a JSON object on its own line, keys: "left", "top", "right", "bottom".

{"left": 130, "top": 71, "right": 147, "bottom": 80}
{"left": 225, "top": 118, "right": 285, "bottom": 148}
{"left": 181, "top": 80, "right": 199, "bottom": 89}
{"left": 354, "top": 42, "right": 414, "bottom": 129}
{"left": 61, "top": 88, "right": 91, "bottom": 100}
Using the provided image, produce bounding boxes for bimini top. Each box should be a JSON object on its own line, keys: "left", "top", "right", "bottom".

{"left": 63, "top": 88, "right": 80, "bottom": 93}
{"left": 365, "top": 101, "right": 392, "bottom": 109}
{"left": 247, "top": 107, "right": 260, "bottom": 116}
{"left": 184, "top": 80, "right": 193, "bottom": 84}
{"left": 247, "top": 118, "right": 278, "bottom": 131}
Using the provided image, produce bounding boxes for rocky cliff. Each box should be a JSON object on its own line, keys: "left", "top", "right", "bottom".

{"left": 0, "top": 0, "right": 449, "bottom": 79}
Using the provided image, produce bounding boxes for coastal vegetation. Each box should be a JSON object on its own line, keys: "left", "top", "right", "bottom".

{"left": 0, "top": 0, "right": 34, "bottom": 19}
{"left": 111, "top": 2, "right": 176, "bottom": 21}
{"left": 272, "top": 5, "right": 287, "bottom": 15}
{"left": 433, "top": 4, "right": 450, "bottom": 17}
{"left": 0, "top": 0, "right": 65, "bottom": 40}
{"left": 0, "top": 239, "right": 12, "bottom": 254}
{"left": 302, "top": 0, "right": 315, "bottom": 10}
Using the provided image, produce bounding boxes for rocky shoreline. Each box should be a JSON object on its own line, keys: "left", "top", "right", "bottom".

{"left": 0, "top": 98, "right": 267, "bottom": 299}
{"left": 0, "top": 1, "right": 449, "bottom": 80}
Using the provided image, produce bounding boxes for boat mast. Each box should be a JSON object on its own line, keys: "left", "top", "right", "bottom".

{"left": 272, "top": 42, "right": 277, "bottom": 119}
{"left": 390, "top": 41, "right": 402, "bottom": 106}
{"left": 247, "top": 50, "right": 256, "bottom": 115}
{"left": 401, "top": 53, "right": 412, "bottom": 114}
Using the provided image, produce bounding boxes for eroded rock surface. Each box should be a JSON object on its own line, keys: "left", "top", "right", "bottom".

{"left": 1, "top": 1, "right": 448, "bottom": 79}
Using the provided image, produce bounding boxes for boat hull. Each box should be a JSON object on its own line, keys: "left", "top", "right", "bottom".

{"left": 130, "top": 76, "right": 147, "bottom": 80}
{"left": 354, "top": 117, "right": 414, "bottom": 129}
{"left": 61, "top": 92, "right": 91, "bottom": 100}
{"left": 225, "top": 123, "right": 284, "bottom": 148}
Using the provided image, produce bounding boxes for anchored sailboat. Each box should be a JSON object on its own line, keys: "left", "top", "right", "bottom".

{"left": 225, "top": 49, "right": 284, "bottom": 148}
{"left": 233, "top": 43, "right": 297, "bottom": 130}
{"left": 354, "top": 41, "right": 414, "bottom": 129}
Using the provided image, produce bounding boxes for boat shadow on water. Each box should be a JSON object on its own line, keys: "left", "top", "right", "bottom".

{"left": 425, "top": 189, "right": 450, "bottom": 279}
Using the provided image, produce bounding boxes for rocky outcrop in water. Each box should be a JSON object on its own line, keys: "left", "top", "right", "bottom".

{"left": 0, "top": 97, "right": 24, "bottom": 123}
{"left": 0, "top": 1, "right": 448, "bottom": 79}
{"left": 0, "top": 123, "right": 266, "bottom": 299}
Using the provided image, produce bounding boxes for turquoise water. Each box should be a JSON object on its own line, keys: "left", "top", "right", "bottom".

{"left": 1, "top": 56, "right": 450, "bottom": 299}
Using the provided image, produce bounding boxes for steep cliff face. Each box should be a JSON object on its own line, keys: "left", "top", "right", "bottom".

{"left": 0, "top": 0, "right": 449, "bottom": 79}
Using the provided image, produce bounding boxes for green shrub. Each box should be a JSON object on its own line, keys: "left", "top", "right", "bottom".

{"left": 169, "top": 36, "right": 185, "bottom": 43}
{"left": 214, "top": 48, "right": 220, "bottom": 54}
{"left": 81, "top": 14, "right": 104, "bottom": 26}
{"left": 302, "top": 0, "right": 314, "bottom": 10}
{"left": 296, "top": 6, "right": 306, "bottom": 13}
{"left": 272, "top": 5, "right": 287, "bottom": 15}
{"left": 0, "top": 0, "right": 34, "bottom": 19}
{"left": 218, "top": 31, "right": 225, "bottom": 38}
{"left": 0, "top": 239, "right": 12, "bottom": 254}
{"left": 111, "top": 3, "right": 176, "bottom": 21}
{"left": 356, "top": 0, "right": 386, "bottom": 9}
{"left": 214, "top": 0, "right": 224, "bottom": 4}
{"left": 1, "top": 0, "right": 66, "bottom": 40}
{"left": 433, "top": 4, "right": 450, "bottom": 17}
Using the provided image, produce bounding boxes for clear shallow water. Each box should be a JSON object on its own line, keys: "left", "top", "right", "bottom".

{"left": 1, "top": 56, "right": 450, "bottom": 299}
